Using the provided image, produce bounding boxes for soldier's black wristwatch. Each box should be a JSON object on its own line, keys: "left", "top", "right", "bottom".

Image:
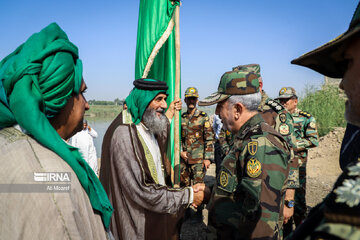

{"left": 284, "top": 200, "right": 295, "bottom": 208}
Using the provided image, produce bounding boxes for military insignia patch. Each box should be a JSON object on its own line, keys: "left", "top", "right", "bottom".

{"left": 279, "top": 113, "right": 286, "bottom": 123}
{"left": 204, "top": 122, "right": 210, "bottom": 128}
{"left": 309, "top": 121, "right": 316, "bottom": 128}
{"left": 280, "top": 87, "right": 287, "bottom": 95}
{"left": 226, "top": 130, "right": 231, "bottom": 136}
{"left": 279, "top": 123, "right": 290, "bottom": 135}
{"left": 219, "top": 170, "right": 229, "bottom": 187}
{"left": 246, "top": 158, "right": 262, "bottom": 178}
{"left": 195, "top": 132, "right": 200, "bottom": 138}
{"left": 247, "top": 141, "right": 258, "bottom": 155}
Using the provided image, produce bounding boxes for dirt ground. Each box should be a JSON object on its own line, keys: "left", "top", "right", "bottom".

{"left": 180, "top": 127, "right": 345, "bottom": 239}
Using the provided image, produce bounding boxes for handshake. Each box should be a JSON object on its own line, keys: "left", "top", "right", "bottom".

{"left": 191, "top": 183, "right": 211, "bottom": 208}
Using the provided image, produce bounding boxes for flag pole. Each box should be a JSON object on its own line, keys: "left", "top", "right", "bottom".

{"left": 173, "top": 3, "right": 181, "bottom": 186}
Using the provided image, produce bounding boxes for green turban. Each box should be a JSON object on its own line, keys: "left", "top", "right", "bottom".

{"left": 125, "top": 78, "right": 168, "bottom": 124}
{"left": 0, "top": 23, "right": 113, "bottom": 228}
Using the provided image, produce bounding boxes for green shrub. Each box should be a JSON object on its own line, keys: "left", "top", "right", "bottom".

{"left": 298, "top": 85, "right": 346, "bottom": 137}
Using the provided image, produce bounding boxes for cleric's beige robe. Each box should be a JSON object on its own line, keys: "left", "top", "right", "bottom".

{"left": 0, "top": 127, "right": 108, "bottom": 240}
{"left": 100, "top": 111, "right": 191, "bottom": 240}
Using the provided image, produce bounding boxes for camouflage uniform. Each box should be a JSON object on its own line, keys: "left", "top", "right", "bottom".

{"left": 276, "top": 87, "right": 319, "bottom": 234}
{"left": 217, "top": 128, "right": 234, "bottom": 159}
{"left": 288, "top": 2, "right": 360, "bottom": 239}
{"left": 292, "top": 108, "right": 319, "bottom": 223}
{"left": 199, "top": 69, "right": 291, "bottom": 239}
{"left": 289, "top": 161, "right": 360, "bottom": 240}
{"left": 215, "top": 128, "right": 234, "bottom": 177}
{"left": 233, "top": 64, "right": 300, "bottom": 189}
{"left": 180, "top": 87, "right": 214, "bottom": 187}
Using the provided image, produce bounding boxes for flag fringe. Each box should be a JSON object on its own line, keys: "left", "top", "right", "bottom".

{"left": 142, "top": 16, "right": 175, "bottom": 78}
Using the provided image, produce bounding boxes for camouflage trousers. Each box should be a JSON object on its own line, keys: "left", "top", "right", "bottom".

{"left": 294, "top": 164, "right": 307, "bottom": 225}
{"left": 180, "top": 159, "right": 205, "bottom": 187}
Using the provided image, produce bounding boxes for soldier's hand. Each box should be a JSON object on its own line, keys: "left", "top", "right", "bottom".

{"left": 203, "top": 159, "right": 211, "bottom": 170}
{"left": 181, "top": 151, "right": 188, "bottom": 161}
{"left": 283, "top": 205, "right": 294, "bottom": 224}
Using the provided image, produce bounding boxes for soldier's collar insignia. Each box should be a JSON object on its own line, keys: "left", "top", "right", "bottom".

{"left": 279, "top": 123, "right": 290, "bottom": 135}
{"left": 226, "top": 130, "right": 231, "bottom": 136}
{"left": 348, "top": 162, "right": 360, "bottom": 177}
{"left": 334, "top": 177, "right": 360, "bottom": 207}
{"left": 248, "top": 141, "right": 258, "bottom": 156}
{"left": 219, "top": 170, "right": 229, "bottom": 187}
{"left": 246, "top": 158, "right": 262, "bottom": 178}
{"left": 280, "top": 87, "right": 287, "bottom": 95}
{"left": 279, "top": 113, "right": 287, "bottom": 123}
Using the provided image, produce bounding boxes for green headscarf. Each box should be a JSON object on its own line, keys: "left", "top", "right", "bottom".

{"left": 125, "top": 78, "right": 168, "bottom": 125}
{"left": 0, "top": 23, "right": 113, "bottom": 228}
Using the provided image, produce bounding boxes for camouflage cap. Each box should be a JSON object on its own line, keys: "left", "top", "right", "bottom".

{"left": 199, "top": 70, "right": 260, "bottom": 106}
{"left": 232, "top": 63, "right": 261, "bottom": 74}
{"left": 291, "top": 2, "right": 360, "bottom": 78}
{"left": 184, "top": 87, "right": 199, "bottom": 98}
{"left": 275, "top": 87, "right": 297, "bottom": 99}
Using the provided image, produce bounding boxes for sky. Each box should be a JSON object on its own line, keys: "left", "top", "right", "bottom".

{"left": 0, "top": 0, "right": 358, "bottom": 101}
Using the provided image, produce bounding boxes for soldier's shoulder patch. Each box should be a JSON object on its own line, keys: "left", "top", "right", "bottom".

{"left": 246, "top": 158, "right": 262, "bottom": 178}
{"left": 247, "top": 141, "right": 258, "bottom": 156}
{"left": 204, "top": 121, "right": 210, "bottom": 128}
{"left": 219, "top": 170, "right": 229, "bottom": 188}
{"left": 299, "top": 111, "right": 312, "bottom": 118}
{"left": 279, "top": 113, "right": 287, "bottom": 123}
{"left": 217, "top": 168, "right": 237, "bottom": 193}
{"left": 309, "top": 121, "right": 316, "bottom": 129}
{"left": 279, "top": 123, "right": 290, "bottom": 135}
{"left": 200, "top": 111, "right": 207, "bottom": 116}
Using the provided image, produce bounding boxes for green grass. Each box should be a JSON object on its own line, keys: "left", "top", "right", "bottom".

{"left": 86, "top": 104, "right": 122, "bottom": 118}
{"left": 298, "top": 85, "right": 346, "bottom": 137}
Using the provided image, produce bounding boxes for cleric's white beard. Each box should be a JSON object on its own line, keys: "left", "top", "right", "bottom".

{"left": 142, "top": 108, "right": 168, "bottom": 135}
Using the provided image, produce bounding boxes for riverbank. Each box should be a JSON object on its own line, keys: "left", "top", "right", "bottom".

{"left": 86, "top": 105, "right": 122, "bottom": 118}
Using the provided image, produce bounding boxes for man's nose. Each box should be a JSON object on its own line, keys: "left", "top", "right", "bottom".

{"left": 160, "top": 99, "right": 167, "bottom": 109}
{"left": 85, "top": 101, "right": 90, "bottom": 111}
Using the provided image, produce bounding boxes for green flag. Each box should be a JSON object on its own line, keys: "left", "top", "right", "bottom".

{"left": 135, "top": 0, "right": 180, "bottom": 180}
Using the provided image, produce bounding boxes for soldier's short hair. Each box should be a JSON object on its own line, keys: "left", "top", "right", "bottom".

{"left": 227, "top": 92, "right": 261, "bottom": 111}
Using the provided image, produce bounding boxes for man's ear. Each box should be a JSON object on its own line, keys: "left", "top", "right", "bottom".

{"left": 234, "top": 103, "right": 243, "bottom": 119}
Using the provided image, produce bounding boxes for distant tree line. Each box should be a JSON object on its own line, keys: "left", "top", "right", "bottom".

{"left": 88, "top": 98, "right": 125, "bottom": 106}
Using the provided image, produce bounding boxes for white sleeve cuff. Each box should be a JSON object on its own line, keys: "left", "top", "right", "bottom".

{"left": 188, "top": 186, "right": 194, "bottom": 204}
